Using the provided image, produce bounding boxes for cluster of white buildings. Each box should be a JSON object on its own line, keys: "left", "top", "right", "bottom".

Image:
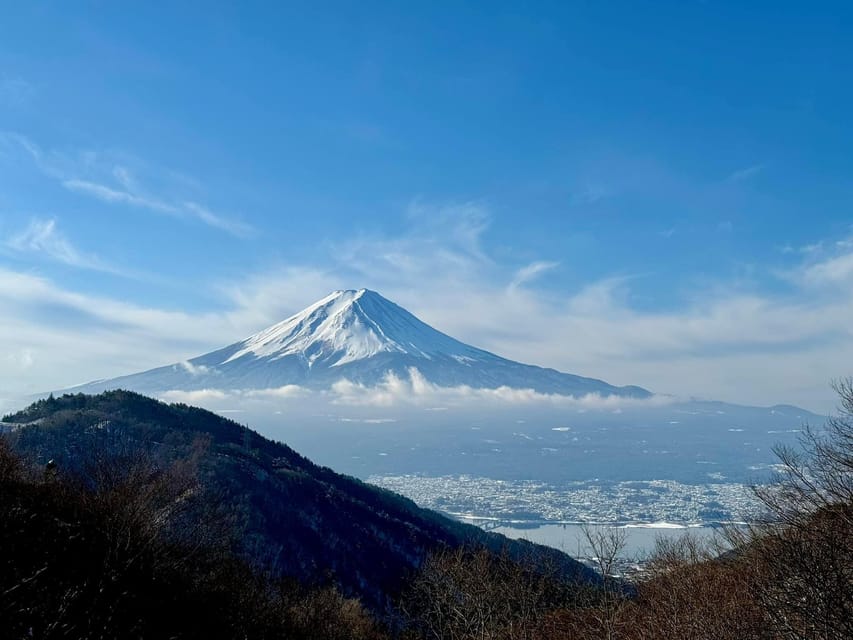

{"left": 367, "top": 474, "right": 764, "bottom": 525}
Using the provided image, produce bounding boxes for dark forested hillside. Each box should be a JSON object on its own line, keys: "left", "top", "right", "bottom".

{"left": 0, "top": 429, "right": 387, "bottom": 639}
{"left": 2, "top": 391, "right": 594, "bottom": 615}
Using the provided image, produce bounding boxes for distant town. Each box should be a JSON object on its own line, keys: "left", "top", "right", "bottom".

{"left": 368, "top": 474, "right": 764, "bottom": 525}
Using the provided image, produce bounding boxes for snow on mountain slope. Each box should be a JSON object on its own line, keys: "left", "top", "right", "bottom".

{"left": 223, "top": 289, "right": 484, "bottom": 366}
{"left": 66, "top": 289, "right": 651, "bottom": 398}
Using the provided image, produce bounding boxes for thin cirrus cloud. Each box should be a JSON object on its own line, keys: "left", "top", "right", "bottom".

{"left": 726, "top": 163, "right": 765, "bottom": 182}
{"left": 61, "top": 179, "right": 254, "bottom": 237}
{"left": 182, "top": 201, "right": 255, "bottom": 237}
{"left": 6, "top": 218, "right": 128, "bottom": 276}
{"left": 569, "top": 183, "right": 613, "bottom": 206}
{"left": 1, "top": 131, "right": 253, "bottom": 237}
{"left": 62, "top": 179, "right": 177, "bottom": 214}
{"left": 508, "top": 260, "right": 560, "bottom": 291}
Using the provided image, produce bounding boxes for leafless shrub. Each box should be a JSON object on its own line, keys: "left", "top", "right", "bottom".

{"left": 402, "top": 545, "right": 565, "bottom": 640}
{"left": 287, "top": 586, "right": 386, "bottom": 640}
{"left": 578, "top": 524, "right": 630, "bottom": 640}
{"left": 626, "top": 532, "right": 770, "bottom": 640}
{"left": 737, "top": 378, "right": 853, "bottom": 640}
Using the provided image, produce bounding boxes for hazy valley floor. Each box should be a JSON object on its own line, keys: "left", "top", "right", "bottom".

{"left": 208, "top": 398, "right": 813, "bottom": 556}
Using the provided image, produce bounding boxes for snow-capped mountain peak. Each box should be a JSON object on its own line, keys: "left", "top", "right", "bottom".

{"left": 224, "top": 289, "right": 478, "bottom": 368}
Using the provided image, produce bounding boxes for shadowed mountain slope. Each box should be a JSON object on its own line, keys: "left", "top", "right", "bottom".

{"left": 3, "top": 390, "right": 595, "bottom": 613}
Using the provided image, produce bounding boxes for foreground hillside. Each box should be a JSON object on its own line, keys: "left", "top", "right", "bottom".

{"left": 2, "top": 391, "right": 593, "bottom": 614}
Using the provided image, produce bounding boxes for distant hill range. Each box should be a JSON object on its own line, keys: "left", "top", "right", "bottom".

{"left": 2, "top": 390, "right": 595, "bottom": 612}
{"left": 65, "top": 288, "right": 650, "bottom": 398}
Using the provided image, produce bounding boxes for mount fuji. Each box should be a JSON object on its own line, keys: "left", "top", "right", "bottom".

{"left": 67, "top": 289, "right": 650, "bottom": 398}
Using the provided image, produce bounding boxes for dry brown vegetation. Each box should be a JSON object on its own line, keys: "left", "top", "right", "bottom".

{"left": 401, "top": 545, "right": 581, "bottom": 640}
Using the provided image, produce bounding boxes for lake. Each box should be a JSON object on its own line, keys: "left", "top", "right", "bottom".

{"left": 483, "top": 521, "right": 729, "bottom": 560}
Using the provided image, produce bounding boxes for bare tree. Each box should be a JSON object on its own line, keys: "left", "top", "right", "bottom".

{"left": 578, "top": 524, "right": 630, "bottom": 640}
{"left": 733, "top": 378, "right": 853, "bottom": 640}
{"left": 402, "top": 545, "right": 562, "bottom": 640}
{"left": 629, "top": 532, "right": 770, "bottom": 640}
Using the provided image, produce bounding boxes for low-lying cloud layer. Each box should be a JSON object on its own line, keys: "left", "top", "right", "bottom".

{"left": 157, "top": 367, "right": 674, "bottom": 414}
{"left": 327, "top": 368, "right": 675, "bottom": 409}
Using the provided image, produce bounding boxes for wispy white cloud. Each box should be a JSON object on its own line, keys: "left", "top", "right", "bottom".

{"left": 327, "top": 201, "right": 494, "bottom": 299}
{"left": 405, "top": 199, "right": 492, "bottom": 261}
{"left": 0, "top": 131, "right": 48, "bottom": 169}
{"left": 509, "top": 261, "right": 559, "bottom": 291}
{"left": 775, "top": 233, "right": 853, "bottom": 290}
{"left": 216, "top": 266, "right": 344, "bottom": 332}
{"left": 727, "top": 163, "right": 764, "bottom": 182}
{"left": 112, "top": 165, "right": 137, "bottom": 190}
{"left": 780, "top": 241, "right": 824, "bottom": 255}
{"left": 62, "top": 178, "right": 178, "bottom": 213}
{"left": 183, "top": 201, "right": 254, "bottom": 237}
{"left": 801, "top": 253, "right": 853, "bottom": 287}
{"left": 2, "top": 132, "right": 253, "bottom": 237}
{"left": 6, "top": 218, "right": 129, "bottom": 276}
{"left": 178, "top": 361, "right": 215, "bottom": 377}
{"left": 245, "top": 385, "right": 310, "bottom": 399}
{"left": 569, "top": 183, "right": 612, "bottom": 205}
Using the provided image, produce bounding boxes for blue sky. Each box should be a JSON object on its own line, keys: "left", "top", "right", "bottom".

{"left": 1, "top": 2, "right": 852, "bottom": 411}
